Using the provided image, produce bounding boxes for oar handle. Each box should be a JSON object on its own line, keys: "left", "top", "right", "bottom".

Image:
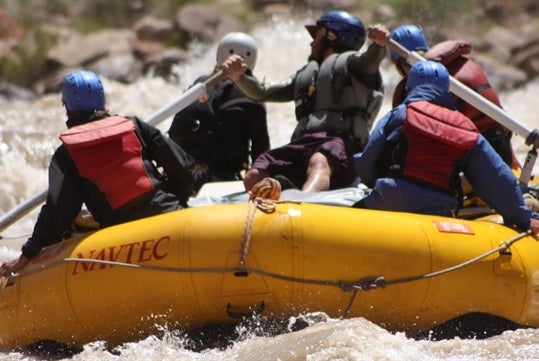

{"left": 0, "top": 70, "right": 226, "bottom": 233}
{"left": 204, "top": 70, "right": 227, "bottom": 88}
{"left": 388, "top": 38, "right": 539, "bottom": 147}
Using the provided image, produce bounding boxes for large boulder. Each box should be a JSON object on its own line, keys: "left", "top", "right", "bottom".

{"left": 174, "top": 4, "right": 246, "bottom": 43}
{"left": 47, "top": 29, "right": 134, "bottom": 68}
{"left": 38, "top": 29, "right": 137, "bottom": 93}
{"left": 90, "top": 53, "right": 144, "bottom": 84}
{"left": 134, "top": 15, "right": 175, "bottom": 42}
{"left": 143, "top": 47, "right": 188, "bottom": 81}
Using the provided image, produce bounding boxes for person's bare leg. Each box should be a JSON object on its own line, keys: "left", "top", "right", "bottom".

{"left": 302, "top": 152, "right": 332, "bottom": 192}
{"left": 243, "top": 168, "right": 271, "bottom": 191}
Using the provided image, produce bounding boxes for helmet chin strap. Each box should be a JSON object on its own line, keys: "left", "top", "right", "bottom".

{"left": 396, "top": 58, "right": 410, "bottom": 77}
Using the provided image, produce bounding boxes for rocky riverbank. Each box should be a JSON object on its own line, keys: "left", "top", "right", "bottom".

{"left": 0, "top": 0, "right": 538, "bottom": 101}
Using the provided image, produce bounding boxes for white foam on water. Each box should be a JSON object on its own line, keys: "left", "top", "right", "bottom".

{"left": 1, "top": 14, "right": 538, "bottom": 361}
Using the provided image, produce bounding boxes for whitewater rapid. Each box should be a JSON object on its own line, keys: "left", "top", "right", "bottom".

{"left": 1, "top": 15, "right": 538, "bottom": 361}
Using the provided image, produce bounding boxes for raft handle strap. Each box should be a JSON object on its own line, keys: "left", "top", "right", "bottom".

{"left": 226, "top": 301, "right": 265, "bottom": 319}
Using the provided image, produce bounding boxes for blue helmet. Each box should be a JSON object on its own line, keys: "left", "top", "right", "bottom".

{"left": 62, "top": 70, "right": 105, "bottom": 112}
{"left": 306, "top": 10, "right": 366, "bottom": 51}
{"left": 390, "top": 25, "right": 429, "bottom": 61}
{"left": 406, "top": 60, "right": 450, "bottom": 92}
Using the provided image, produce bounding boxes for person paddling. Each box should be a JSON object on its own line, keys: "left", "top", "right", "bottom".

{"left": 389, "top": 24, "right": 519, "bottom": 169}
{"left": 0, "top": 70, "right": 195, "bottom": 276}
{"left": 222, "top": 11, "right": 389, "bottom": 193}
{"left": 354, "top": 61, "right": 539, "bottom": 236}
{"left": 169, "top": 32, "right": 269, "bottom": 192}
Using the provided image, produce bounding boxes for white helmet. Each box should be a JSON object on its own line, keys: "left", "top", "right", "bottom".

{"left": 216, "top": 32, "right": 258, "bottom": 70}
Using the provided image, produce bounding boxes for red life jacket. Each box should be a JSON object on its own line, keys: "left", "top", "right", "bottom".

{"left": 60, "top": 116, "right": 154, "bottom": 209}
{"left": 403, "top": 101, "right": 479, "bottom": 191}
{"left": 425, "top": 40, "right": 502, "bottom": 133}
{"left": 392, "top": 40, "right": 503, "bottom": 133}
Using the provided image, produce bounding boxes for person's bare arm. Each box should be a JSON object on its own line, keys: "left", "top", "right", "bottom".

{"left": 0, "top": 255, "right": 29, "bottom": 276}
{"left": 221, "top": 54, "right": 295, "bottom": 101}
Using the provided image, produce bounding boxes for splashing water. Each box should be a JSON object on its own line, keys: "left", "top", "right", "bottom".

{"left": 0, "top": 15, "right": 538, "bottom": 361}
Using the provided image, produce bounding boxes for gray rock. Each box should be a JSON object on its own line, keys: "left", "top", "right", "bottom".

{"left": 473, "top": 53, "right": 528, "bottom": 91}
{"left": 175, "top": 4, "right": 222, "bottom": 41}
{"left": 174, "top": 4, "right": 246, "bottom": 42}
{"left": 134, "top": 15, "right": 175, "bottom": 42}
{"left": 143, "top": 47, "right": 188, "bottom": 81}
{"left": 478, "top": 26, "right": 515, "bottom": 62}
{"left": 47, "top": 29, "right": 134, "bottom": 67}
{"left": 90, "top": 53, "right": 144, "bottom": 84}
{"left": 133, "top": 40, "right": 167, "bottom": 61}
{"left": 0, "top": 81, "right": 36, "bottom": 100}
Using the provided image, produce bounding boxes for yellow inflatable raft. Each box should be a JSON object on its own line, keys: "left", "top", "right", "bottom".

{"left": 0, "top": 199, "right": 538, "bottom": 349}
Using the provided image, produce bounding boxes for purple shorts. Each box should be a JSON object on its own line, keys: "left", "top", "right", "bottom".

{"left": 251, "top": 132, "right": 356, "bottom": 189}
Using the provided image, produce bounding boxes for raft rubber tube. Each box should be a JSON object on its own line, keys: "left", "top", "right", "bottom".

{"left": 0, "top": 202, "right": 538, "bottom": 349}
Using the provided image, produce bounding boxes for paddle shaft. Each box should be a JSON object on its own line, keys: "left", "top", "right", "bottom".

{"left": 388, "top": 38, "right": 539, "bottom": 184}
{"left": 0, "top": 189, "right": 48, "bottom": 233}
{"left": 388, "top": 39, "right": 536, "bottom": 141}
{"left": 145, "top": 70, "right": 225, "bottom": 126}
{"left": 0, "top": 71, "right": 226, "bottom": 233}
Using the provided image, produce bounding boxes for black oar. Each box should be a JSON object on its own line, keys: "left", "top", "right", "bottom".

{"left": 0, "top": 70, "right": 225, "bottom": 233}
{"left": 388, "top": 38, "right": 539, "bottom": 186}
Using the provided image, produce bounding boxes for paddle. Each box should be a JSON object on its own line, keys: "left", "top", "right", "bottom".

{"left": 0, "top": 70, "right": 226, "bottom": 233}
{"left": 388, "top": 38, "right": 539, "bottom": 185}
{"left": 145, "top": 70, "right": 225, "bottom": 126}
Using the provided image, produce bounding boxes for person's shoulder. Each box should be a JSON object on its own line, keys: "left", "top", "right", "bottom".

{"left": 109, "top": 114, "right": 140, "bottom": 126}
{"left": 121, "top": 115, "right": 160, "bottom": 132}
{"left": 53, "top": 143, "right": 69, "bottom": 155}
{"left": 388, "top": 105, "right": 406, "bottom": 121}
{"left": 118, "top": 115, "right": 143, "bottom": 123}
{"left": 52, "top": 143, "right": 74, "bottom": 164}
